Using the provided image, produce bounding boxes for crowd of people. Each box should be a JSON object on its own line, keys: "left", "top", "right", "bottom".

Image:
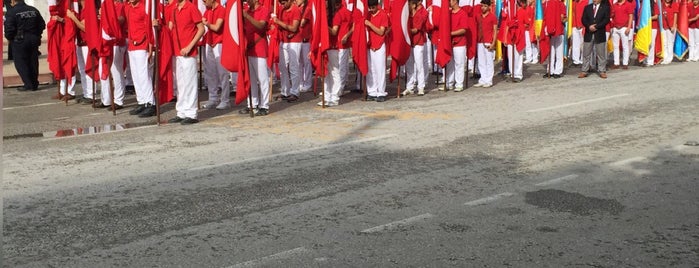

{"left": 5, "top": 0, "right": 699, "bottom": 124}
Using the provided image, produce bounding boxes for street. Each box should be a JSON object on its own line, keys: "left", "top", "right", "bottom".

{"left": 3, "top": 61, "right": 699, "bottom": 267}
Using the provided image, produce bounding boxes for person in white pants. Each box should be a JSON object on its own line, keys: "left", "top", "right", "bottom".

{"left": 242, "top": 0, "right": 271, "bottom": 115}
{"left": 690, "top": 0, "right": 699, "bottom": 61}
{"left": 273, "top": 0, "right": 302, "bottom": 102}
{"left": 297, "top": 0, "right": 314, "bottom": 92}
{"left": 96, "top": 44, "right": 127, "bottom": 110}
{"left": 661, "top": 0, "right": 678, "bottom": 64}
{"left": 320, "top": 0, "right": 353, "bottom": 106}
{"left": 610, "top": 0, "right": 633, "bottom": 69}
{"left": 65, "top": 8, "right": 96, "bottom": 103}
{"left": 475, "top": 0, "right": 497, "bottom": 87}
{"left": 167, "top": 0, "right": 204, "bottom": 125}
{"left": 365, "top": 0, "right": 389, "bottom": 101}
{"left": 403, "top": 0, "right": 428, "bottom": 96}
{"left": 571, "top": 0, "right": 587, "bottom": 65}
{"left": 125, "top": 0, "right": 156, "bottom": 117}
{"left": 201, "top": 0, "right": 231, "bottom": 110}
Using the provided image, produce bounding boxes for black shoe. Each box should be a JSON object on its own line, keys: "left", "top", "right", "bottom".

{"left": 130, "top": 104, "right": 146, "bottom": 115}
{"left": 169, "top": 97, "right": 177, "bottom": 103}
{"left": 286, "top": 95, "right": 299, "bottom": 103}
{"left": 280, "top": 95, "right": 289, "bottom": 100}
{"left": 137, "top": 104, "right": 156, "bottom": 117}
{"left": 125, "top": 85, "right": 135, "bottom": 95}
{"left": 254, "top": 108, "right": 269, "bottom": 116}
{"left": 512, "top": 78, "right": 522, "bottom": 83}
{"left": 108, "top": 104, "right": 124, "bottom": 111}
{"left": 366, "top": 95, "right": 377, "bottom": 101}
{"left": 552, "top": 74, "right": 562, "bottom": 79}
{"left": 79, "top": 97, "right": 95, "bottom": 104}
{"left": 543, "top": 74, "right": 552, "bottom": 78}
{"left": 93, "top": 103, "right": 110, "bottom": 108}
{"left": 180, "top": 117, "right": 199, "bottom": 125}
{"left": 168, "top": 116, "right": 184, "bottom": 123}
{"left": 376, "top": 96, "right": 386, "bottom": 102}
{"left": 17, "top": 87, "right": 30, "bottom": 92}
{"left": 238, "top": 107, "right": 255, "bottom": 114}
{"left": 471, "top": 74, "right": 481, "bottom": 79}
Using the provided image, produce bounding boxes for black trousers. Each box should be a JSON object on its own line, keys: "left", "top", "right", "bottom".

{"left": 11, "top": 34, "right": 40, "bottom": 90}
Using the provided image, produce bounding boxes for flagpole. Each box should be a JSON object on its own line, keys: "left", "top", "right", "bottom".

{"left": 152, "top": 0, "right": 161, "bottom": 125}
{"left": 92, "top": 54, "right": 97, "bottom": 110}
{"left": 269, "top": 0, "right": 277, "bottom": 103}
{"left": 396, "top": 65, "right": 401, "bottom": 99}
{"left": 110, "top": 73, "right": 116, "bottom": 116}
{"left": 443, "top": 64, "right": 447, "bottom": 91}
{"left": 198, "top": 47, "right": 203, "bottom": 109}
{"left": 321, "top": 57, "right": 326, "bottom": 108}
{"left": 249, "top": 86, "right": 255, "bottom": 117}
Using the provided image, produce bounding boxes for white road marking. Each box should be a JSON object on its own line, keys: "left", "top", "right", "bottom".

{"left": 189, "top": 134, "right": 397, "bottom": 171}
{"left": 526, "top": 94, "right": 630, "bottom": 113}
{"left": 53, "top": 117, "right": 71, "bottom": 120}
{"left": 360, "top": 213, "right": 434, "bottom": 234}
{"left": 464, "top": 192, "right": 516, "bottom": 206}
{"left": 610, "top": 156, "right": 648, "bottom": 167}
{"left": 227, "top": 247, "right": 311, "bottom": 268}
{"left": 3, "top": 102, "right": 59, "bottom": 110}
{"left": 673, "top": 145, "right": 687, "bottom": 151}
{"left": 535, "top": 174, "right": 579, "bottom": 187}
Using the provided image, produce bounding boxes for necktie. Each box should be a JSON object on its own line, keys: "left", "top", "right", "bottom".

{"left": 593, "top": 4, "right": 598, "bottom": 17}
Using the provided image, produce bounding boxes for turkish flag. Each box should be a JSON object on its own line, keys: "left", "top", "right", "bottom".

{"left": 83, "top": 0, "right": 102, "bottom": 80}
{"left": 221, "top": 0, "right": 251, "bottom": 104}
{"left": 389, "top": 0, "right": 410, "bottom": 82}
{"left": 309, "top": 0, "right": 330, "bottom": 77}
{"left": 267, "top": 2, "right": 281, "bottom": 68}
{"left": 152, "top": 0, "right": 175, "bottom": 104}
{"left": 434, "top": 0, "right": 451, "bottom": 67}
{"left": 351, "top": 0, "right": 369, "bottom": 75}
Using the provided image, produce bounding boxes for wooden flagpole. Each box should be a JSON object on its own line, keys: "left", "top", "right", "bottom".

{"left": 152, "top": 0, "right": 161, "bottom": 125}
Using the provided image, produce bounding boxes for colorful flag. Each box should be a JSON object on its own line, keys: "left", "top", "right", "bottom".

{"left": 673, "top": 0, "right": 689, "bottom": 59}
{"left": 634, "top": 0, "right": 652, "bottom": 55}
{"left": 656, "top": 0, "right": 665, "bottom": 61}
{"left": 389, "top": 0, "right": 410, "bottom": 81}
{"left": 534, "top": 0, "right": 543, "bottom": 38}
{"left": 434, "top": 0, "right": 451, "bottom": 67}
{"left": 351, "top": 0, "right": 369, "bottom": 75}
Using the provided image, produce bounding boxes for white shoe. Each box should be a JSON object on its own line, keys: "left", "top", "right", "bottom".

{"left": 215, "top": 101, "right": 230, "bottom": 110}
{"left": 473, "top": 83, "right": 484, "bottom": 87}
{"left": 417, "top": 88, "right": 425, "bottom": 96}
{"left": 401, "top": 89, "right": 414, "bottom": 96}
{"left": 482, "top": 84, "right": 492, "bottom": 88}
{"left": 202, "top": 100, "right": 219, "bottom": 109}
{"left": 453, "top": 87, "right": 464, "bottom": 92}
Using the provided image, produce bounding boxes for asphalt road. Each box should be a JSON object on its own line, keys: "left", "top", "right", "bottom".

{"left": 3, "top": 61, "right": 698, "bottom": 267}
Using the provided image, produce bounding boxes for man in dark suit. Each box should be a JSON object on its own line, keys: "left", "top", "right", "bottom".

{"left": 579, "top": 0, "right": 611, "bottom": 79}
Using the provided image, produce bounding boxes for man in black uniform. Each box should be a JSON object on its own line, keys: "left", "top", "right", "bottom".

{"left": 4, "top": 0, "right": 45, "bottom": 91}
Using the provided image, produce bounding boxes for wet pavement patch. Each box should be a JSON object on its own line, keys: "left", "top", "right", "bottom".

{"left": 439, "top": 223, "right": 472, "bottom": 233}
{"left": 524, "top": 189, "right": 624, "bottom": 216}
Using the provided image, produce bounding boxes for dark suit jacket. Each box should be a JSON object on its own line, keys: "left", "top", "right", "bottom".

{"left": 581, "top": 3, "right": 610, "bottom": 43}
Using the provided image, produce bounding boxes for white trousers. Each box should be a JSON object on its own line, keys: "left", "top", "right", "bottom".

{"left": 247, "top": 56, "right": 270, "bottom": 109}
{"left": 662, "top": 29, "right": 675, "bottom": 64}
{"left": 175, "top": 56, "right": 198, "bottom": 119}
{"left": 611, "top": 27, "right": 631, "bottom": 65}
{"left": 204, "top": 43, "right": 231, "bottom": 103}
{"left": 548, "top": 35, "right": 564, "bottom": 75}
{"left": 338, "top": 49, "right": 350, "bottom": 89}
{"left": 99, "top": 45, "right": 126, "bottom": 105}
{"left": 446, "top": 46, "right": 466, "bottom": 89}
{"left": 507, "top": 44, "right": 524, "bottom": 79}
{"left": 690, "top": 28, "right": 699, "bottom": 61}
{"left": 60, "top": 76, "right": 77, "bottom": 96}
{"left": 323, "top": 49, "right": 342, "bottom": 103}
{"left": 406, "top": 45, "right": 427, "bottom": 90}
{"left": 525, "top": 31, "right": 539, "bottom": 63}
{"left": 299, "top": 42, "right": 313, "bottom": 91}
{"left": 128, "top": 49, "right": 154, "bottom": 105}
{"left": 571, "top": 28, "right": 584, "bottom": 64}
{"left": 426, "top": 39, "right": 434, "bottom": 71}
{"left": 477, "top": 43, "right": 495, "bottom": 85}
{"left": 367, "top": 44, "right": 387, "bottom": 97}
{"left": 78, "top": 46, "right": 94, "bottom": 98}
{"left": 647, "top": 29, "right": 658, "bottom": 65}
{"left": 279, "top": 42, "right": 302, "bottom": 97}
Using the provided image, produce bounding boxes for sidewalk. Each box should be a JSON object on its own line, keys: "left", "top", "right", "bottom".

{"left": 3, "top": 36, "right": 54, "bottom": 88}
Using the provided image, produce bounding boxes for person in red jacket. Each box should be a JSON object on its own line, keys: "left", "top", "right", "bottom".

{"left": 446, "top": 0, "right": 469, "bottom": 91}
{"left": 543, "top": 0, "right": 566, "bottom": 78}
{"left": 273, "top": 0, "right": 302, "bottom": 102}
{"left": 123, "top": 0, "right": 157, "bottom": 116}
{"left": 201, "top": 0, "right": 231, "bottom": 110}
{"left": 167, "top": 0, "right": 205, "bottom": 125}
{"left": 660, "top": 0, "right": 678, "bottom": 64}
{"left": 689, "top": 0, "right": 699, "bottom": 61}
{"left": 321, "top": 0, "right": 353, "bottom": 106}
{"left": 610, "top": 0, "right": 633, "bottom": 69}
{"left": 475, "top": 0, "right": 497, "bottom": 87}
{"left": 241, "top": 0, "right": 271, "bottom": 115}
{"left": 298, "top": 0, "right": 314, "bottom": 93}
{"left": 571, "top": 0, "right": 587, "bottom": 65}
{"left": 365, "top": 0, "right": 389, "bottom": 102}
{"left": 403, "top": 0, "right": 428, "bottom": 96}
